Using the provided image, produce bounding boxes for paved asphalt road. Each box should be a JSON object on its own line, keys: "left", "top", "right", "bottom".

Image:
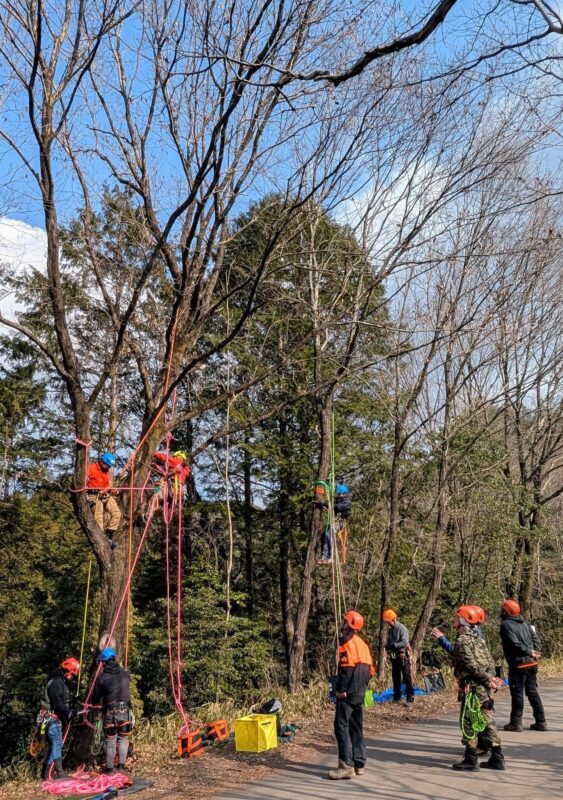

{"left": 216, "top": 679, "right": 563, "bottom": 800}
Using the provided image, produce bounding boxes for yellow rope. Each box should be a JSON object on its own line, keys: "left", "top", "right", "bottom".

{"left": 77, "top": 557, "right": 92, "bottom": 696}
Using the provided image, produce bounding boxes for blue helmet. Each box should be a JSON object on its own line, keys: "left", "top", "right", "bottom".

{"left": 336, "top": 483, "right": 349, "bottom": 494}
{"left": 99, "top": 647, "right": 116, "bottom": 662}
{"left": 100, "top": 453, "right": 117, "bottom": 468}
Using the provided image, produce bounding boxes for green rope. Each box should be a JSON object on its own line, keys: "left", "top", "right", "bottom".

{"left": 460, "top": 690, "right": 487, "bottom": 739}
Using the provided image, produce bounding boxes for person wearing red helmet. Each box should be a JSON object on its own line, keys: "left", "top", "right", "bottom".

{"left": 38, "top": 657, "right": 79, "bottom": 780}
{"left": 500, "top": 599, "right": 547, "bottom": 732}
{"left": 383, "top": 608, "right": 414, "bottom": 704}
{"left": 329, "top": 610, "right": 374, "bottom": 780}
{"left": 451, "top": 606, "right": 505, "bottom": 772}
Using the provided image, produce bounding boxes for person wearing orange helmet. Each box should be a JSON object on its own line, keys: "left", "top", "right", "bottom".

{"left": 500, "top": 599, "right": 546, "bottom": 732}
{"left": 328, "top": 610, "right": 374, "bottom": 780}
{"left": 383, "top": 609, "right": 414, "bottom": 704}
{"left": 38, "top": 657, "right": 80, "bottom": 780}
{"left": 431, "top": 605, "right": 486, "bottom": 655}
{"left": 451, "top": 606, "right": 505, "bottom": 772}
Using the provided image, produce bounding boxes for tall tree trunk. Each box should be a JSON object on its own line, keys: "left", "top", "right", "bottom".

{"left": 377, "top": 419, "right": 401, "bottom": 678}
{"left": 243, "top": 431, "right": 254, "bottom": 615}
{"left": 279, "top": 410, "right": 295, "bottom": 669}
{"left": 287, "top": 398, "right": 332, "bottom": 692}
{"left": 411, "top": 349, "right": 451, "bottom": 661}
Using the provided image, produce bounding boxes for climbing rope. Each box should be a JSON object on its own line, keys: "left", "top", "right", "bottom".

{"left": 77, "top": 558, "right": 92, "bottom": 696}
{"left": 460, "top": 688, "right": 487, "bottom": 739}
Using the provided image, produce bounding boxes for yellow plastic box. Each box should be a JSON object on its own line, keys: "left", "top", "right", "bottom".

{"left": 234, "top": 713, "right": 278, "bottom": 752}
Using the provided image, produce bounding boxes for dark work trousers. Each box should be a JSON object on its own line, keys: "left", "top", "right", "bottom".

{"left": 334, "top": 697, "right": 366, "bottom": 768}
{"left": 391, "top": 651, "right": 414, "bottom": 701}
{"left": 508, "top": 666, "right": 546, "bottom": 724}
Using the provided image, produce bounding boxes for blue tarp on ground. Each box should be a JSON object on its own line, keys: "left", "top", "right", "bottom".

{"left": 328, "top": 677, "right": 427, "bottom": 704}
{"left": 372, "top": 684, "right": 427, "bottom": 703}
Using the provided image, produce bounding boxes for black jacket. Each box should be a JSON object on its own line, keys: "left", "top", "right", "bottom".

{"left": 500, "top": 615, "right": 541, "bottom": 668}
{"left": 43, "top": 669, "right": 72, "bottom": 724}
{"left": 334, "top": 495, "right": 352, "bottom": 519}
{"left": 92, "top": 661, "right": 131, "bottom": 709}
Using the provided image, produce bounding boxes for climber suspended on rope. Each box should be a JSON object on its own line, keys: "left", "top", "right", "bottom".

{"left": 92, "top": 648, "right": 133, "bottom": 776}
{"left": 316, "top": 480, "right": 351, "bottom": 565}
{"left": 87, "top": 453, "right": 122, "bottom": 548}
{"left": 37, "top": 657, "right": 80, "bottom": 780}
{"left": 334, "top": 483, "right": 351, "bottom": 522}
{"left": 152, "top": 450, "right": 191, "bottom": 497}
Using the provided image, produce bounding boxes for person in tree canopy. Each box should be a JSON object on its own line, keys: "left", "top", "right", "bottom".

{"left": 38, "top": 657, "right": 79, "bottom": 780}
{"left": 334, "top": 483, "right": 351, "bottom": 520}
{"left": 152, "top": 450, "right": 191, "bottom": 487}
{"left": 451, "top": 605, "right": 505, "bottom": 772}
{"left": 383, "top": 608, "right": 414, "bottom": 703}
{"left": 86, "top": 452, "right": 122, "bottom": 548}
{"left": 92, "top": 648, "right": 132, "bottom": 775}
{"left": 329, "top": 610, "right": 374, "bottom": 780}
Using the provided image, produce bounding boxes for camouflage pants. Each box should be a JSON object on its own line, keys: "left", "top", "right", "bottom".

{"left": 459, "top": 684, "right": 501, "bottom": 749}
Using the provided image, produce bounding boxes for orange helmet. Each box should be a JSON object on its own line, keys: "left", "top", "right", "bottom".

{"left": 467, "top": 605, "right": 486, "bottom": 624}
{"left": 343, "top": 610, "right": 364, "bottom": 631}
{"left": 382, "top": 609, "right": 397, "bottom": 623}
{"left": 60, "top": 657, "right": 80, "bottom": 677}
{"left": 455, "top": 605, "right": 482, "bottom": 625}
{"left": 501, "top": 599, "right": 520, "bottom": 617}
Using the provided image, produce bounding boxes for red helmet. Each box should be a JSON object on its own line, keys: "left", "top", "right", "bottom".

{"left": 343, "top": 610, "right": 364, "bottom": 631}
{"left": 501, "top": 599, "right": 521, "bottom": 617}
{"left": 455, "top": 605, "right": 482, "bottom": 625}
{"left": 382, "top": 608, "right": 397, "bottom": 623}
{"left": 60, "top": 657, "right": 80, "bottom": 677}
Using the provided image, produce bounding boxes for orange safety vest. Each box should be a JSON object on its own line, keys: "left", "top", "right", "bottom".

{"left": 339, "top": 635, "right": 375, "bottom": 676}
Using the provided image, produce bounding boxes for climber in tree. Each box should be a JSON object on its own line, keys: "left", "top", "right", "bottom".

{"left": 334, "top": 483, "right": 352, "bottom": 524}
{"left": 152, "top": 449, "right": 191, "bottom": 489}
{"left": 86, "top": 453, "right": 122, "bottom": 548}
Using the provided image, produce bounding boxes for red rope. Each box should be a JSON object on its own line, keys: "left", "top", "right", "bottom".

{"left": 162, "top": 440, "right": 190, "bottom": 730}
{"left": 83, "top": 494, "right": 160, "bottom": 706}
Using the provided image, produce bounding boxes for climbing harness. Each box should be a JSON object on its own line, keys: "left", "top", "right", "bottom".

{"left": 460, "top": 688, "right": 487, "bottom": 740}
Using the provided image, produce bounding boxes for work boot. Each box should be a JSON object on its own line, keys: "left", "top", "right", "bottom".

{"left": 530, "top": 722, "right": 548, "bottom": 731}
{"left": 452, "top": 746, "right": 480, "bottom": 771}
{"left": 503, "top": 722, "right": 523, "bottom": 732}
{"left": 406, "top": 697, "right": 414, "bottom": 704}
{"left": 40, "top": 762, "right": 50, "bottom": 781}
{"left": 354, "top": 765, "right": 365, "bottom": 775}
{"left": 481, "top": 746, "right": 506, "bottom": 770}
{"left": 328, "top": 760, "right": 354, "bottom": 780}
{"left": 103, "top": 765, "right": 115, "bottom": 775}
{"left": 105, "top": 530, "right": 117, "bottom": 549}
{"left": 53, "top": 759, "right": 68, "bottom": 780}
{"left": 117, "top": 763, "right": 129, "bottom": 772}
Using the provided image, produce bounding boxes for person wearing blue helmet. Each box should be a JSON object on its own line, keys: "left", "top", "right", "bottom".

{"left": 86, "top": 453, "right": 122, "bottom": 547}
{"left": 92, "top": 648, "right": 132, "bottom": 774}
{"left": 334, "top": 483, "right": 352, "bottom": 521}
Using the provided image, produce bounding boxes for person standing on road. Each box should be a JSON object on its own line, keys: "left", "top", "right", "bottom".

{"left": 383, "top": 609, "right": 414, "bottom": 703}
{"left": 500, "top": 599, "right": 547, "bottom": 732}
{"left": 329, "top": 610, "right": 374, "bottom": 780}
{"left": 451, "top": 605, "right": 505, "bottom": 772}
